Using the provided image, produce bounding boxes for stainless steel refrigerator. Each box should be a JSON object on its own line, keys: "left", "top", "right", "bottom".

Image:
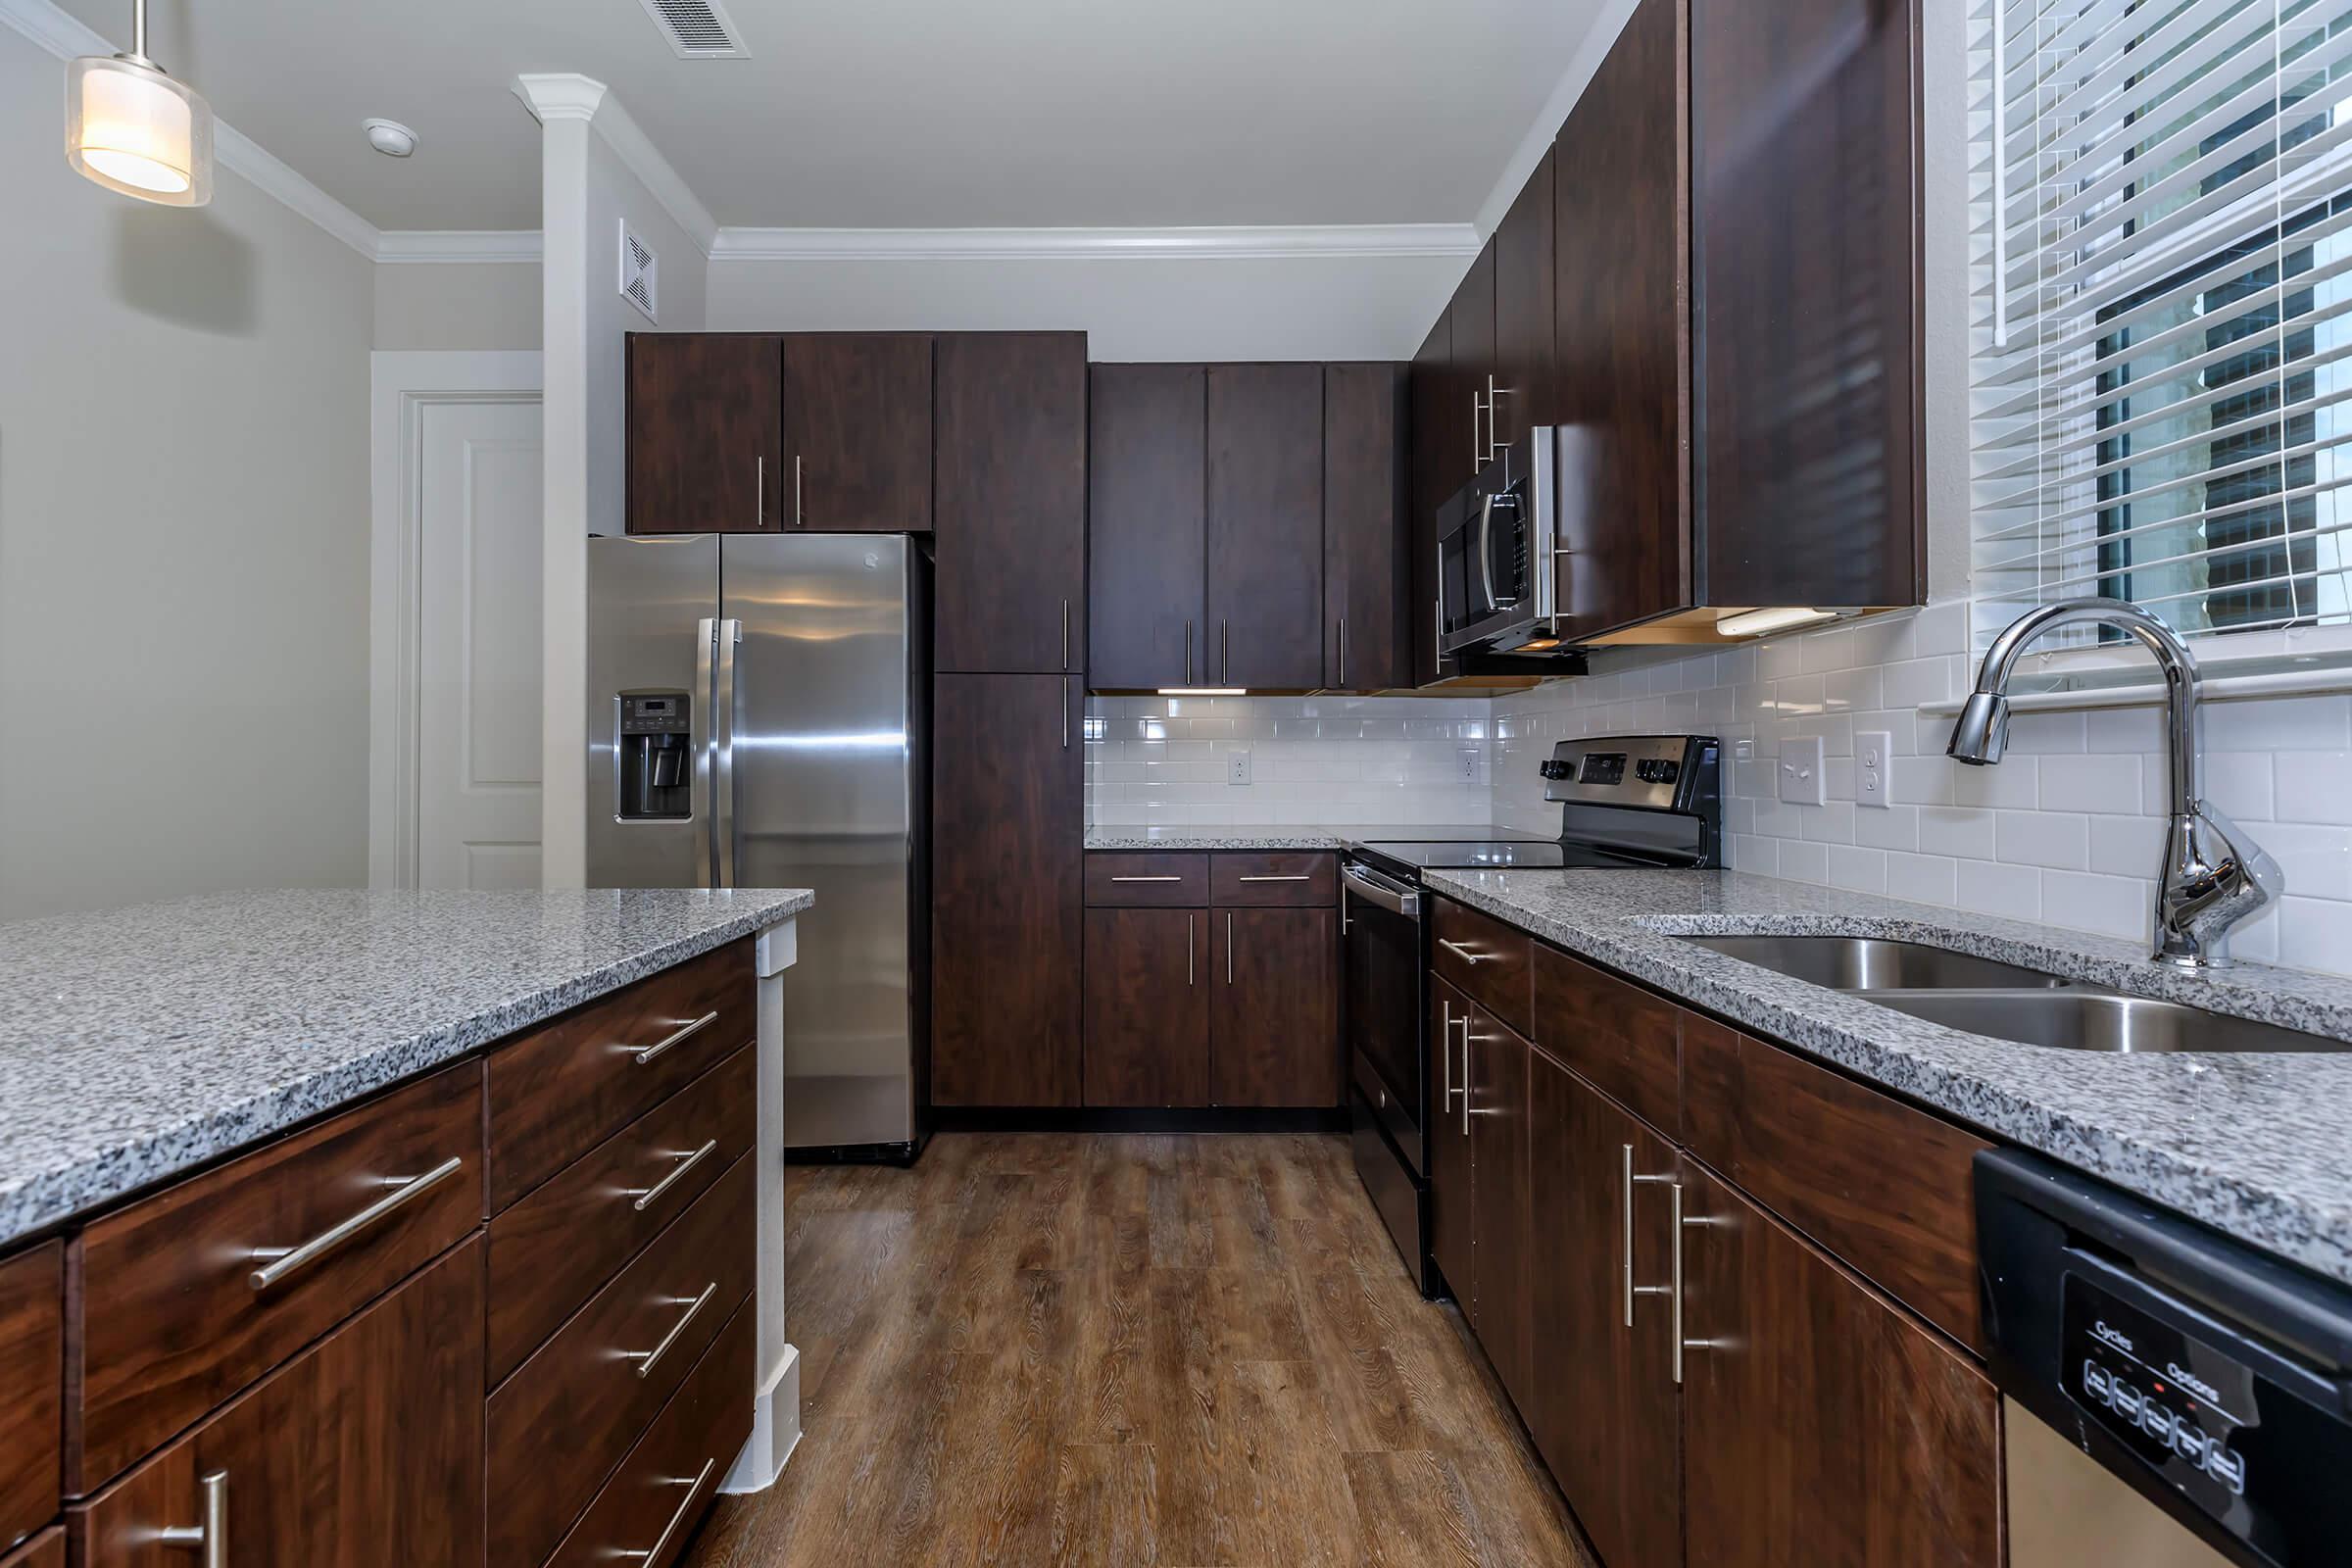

{"left": 587, "top": 533, "right": 928, "bottom": 1160}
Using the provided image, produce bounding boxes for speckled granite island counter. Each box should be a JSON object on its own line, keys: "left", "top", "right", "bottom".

{"left": 0, "top": 887, "right": 812, "bottom": 1249}
{"left": 1423, "top": 865, "right": 2352, "bottom": 1288}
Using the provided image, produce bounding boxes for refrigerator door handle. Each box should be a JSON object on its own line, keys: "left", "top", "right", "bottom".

{"left": 715, "top": 617, "right": 742, "bottom": 889}
{"left": 692, "top": 617, "right": 717, "bottom": 889}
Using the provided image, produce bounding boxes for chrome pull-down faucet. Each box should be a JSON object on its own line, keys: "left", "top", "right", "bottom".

{"left": 1947, "top": 598, "right": 2281, "bottom": 969}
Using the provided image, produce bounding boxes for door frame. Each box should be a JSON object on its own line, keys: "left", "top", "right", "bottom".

{"left": 368, "top": 351, "right": 544, "bottom": 889}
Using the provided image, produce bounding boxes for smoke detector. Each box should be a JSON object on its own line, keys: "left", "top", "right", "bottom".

{"left": 364, "top": 119, "right": 416, "bottom": 158}
{"left": 636, "top": 0, "right": 748, "bottom": 59}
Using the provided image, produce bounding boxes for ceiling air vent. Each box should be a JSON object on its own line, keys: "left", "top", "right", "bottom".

{"left": 618, "top": 220, "right": 658, "bottom": 322}
{"left": 637, "top": 0, "right": 748, "bottom": 59}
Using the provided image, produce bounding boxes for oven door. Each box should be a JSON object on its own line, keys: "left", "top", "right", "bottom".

{"left": 1342, "top": 859, "right": 1426, "bottom": 1173}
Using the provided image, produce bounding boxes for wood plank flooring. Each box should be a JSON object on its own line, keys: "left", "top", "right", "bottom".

{"left": 680, "top": 1132, "right": 1593, "bottom": 1568}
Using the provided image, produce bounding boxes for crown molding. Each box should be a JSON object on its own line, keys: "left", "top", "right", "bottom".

{"left": 709, "top": 223, "right": 1483, "bottom": 263}
{"left": 513, "top": 74, "right": 717, "bottom": 257}
{"left": 2, "top": 0, "right": 384, "bottom": 259}
{"left": 374, "top": 229, "right": 544, "bottom": 264}
{"left": 1473, "top": 0, "right": 1642, "bottom": 237}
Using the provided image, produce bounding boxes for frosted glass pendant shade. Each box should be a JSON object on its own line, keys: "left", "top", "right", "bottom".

{"left": 67, "top": 53, "right": 213, "bottom": 205}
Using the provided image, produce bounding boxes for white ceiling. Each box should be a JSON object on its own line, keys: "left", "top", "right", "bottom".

{"left": 55, "top": 0, "right": 1608, "bottom": 233}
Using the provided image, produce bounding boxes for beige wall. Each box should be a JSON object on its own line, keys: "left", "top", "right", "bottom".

{"left": 373, "top": 261, "right": 542, "bottom": 350}
{"left": 0, "top": 27, "right": 375, "bottom": 919}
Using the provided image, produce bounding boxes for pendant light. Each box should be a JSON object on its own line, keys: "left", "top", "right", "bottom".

{"left": 66, "top": 0, "right": 214, "bottom": 206}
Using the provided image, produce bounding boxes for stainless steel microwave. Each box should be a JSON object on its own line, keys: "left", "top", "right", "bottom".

{"left": 1438, "top": 428, "right": 1561, "bottom": 660}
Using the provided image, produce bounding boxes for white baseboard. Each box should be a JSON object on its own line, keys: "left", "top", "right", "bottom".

{"left": 721, "top": 1344, "right": 803, "bottom": 1494}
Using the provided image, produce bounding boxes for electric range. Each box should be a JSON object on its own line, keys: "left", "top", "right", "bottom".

{"left": 1342, "top": 735, "right": 1721, "bottom": 1297}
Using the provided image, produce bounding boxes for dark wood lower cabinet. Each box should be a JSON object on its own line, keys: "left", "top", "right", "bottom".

{"left": 1084, "top": 908, "right": 1210, "bottom": 1107}
{"left": 1464, "top": 1004, "right": 1533, "bottom": 1412}
{"left": 1678, "top": 1162, "right": 2003, "bottom": 1568}
{"left": 0, "top": 1244, "right": 60, "bottom": 1552}
{"left": 74, "top": 1237, "right": 485, "bottom": 1568}
{"left": 1529, "top": 1053, "right": 1683, "bottom": 1568}
{"left": 1210, "top": 908, "right": 1337, "bottom": 1107}
{"left": 0, "top": 1531, "right": 60, "bottom": 1568}
{"left": 1428, "top": 981, "right": 1477, "bottom": 1305}
{"left": 932, "top": 674, "right": 1083, "bottom": 1107}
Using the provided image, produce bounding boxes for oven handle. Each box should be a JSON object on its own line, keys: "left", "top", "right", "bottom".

{"left": 1341, "top": 861, "right": 1421, "bottom": 918}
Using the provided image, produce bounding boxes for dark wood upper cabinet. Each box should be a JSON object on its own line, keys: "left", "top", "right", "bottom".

{"left": 1206, "top": 364, "right": 1325, "bottom": 689}
{"left": 1089, "top": 364, "right": 1207, "bottom": 688}
{"left": 1321, "top": 364, "right": 1409, "bottom": 692}
{"left": 626, "top": 335, "right": 782, "bottom": 534}
{"left": 780, "top": 334, "right": 934, "bottom": 532}
{"left": 1466, "top": 1003, "right": 1533, "bottom": 1416}
{"left": 1085, "top": 908, "right": 1211, "bottom": 1107}
{"left": 1691, "top": 0, "right": 1921, "bottom": 610}
{"left": 1553, "top": 0, "right": 1691, "bottom": 641}
{"left": 1211, "top": 908, "right": 1339, "bottom": 1107}
{"left": 931, "top": 673, "right": 1082, "bottom": 1107}
{"left": 1529, "top": 1054, "right": 1683, "bottom": 1568}
{"left": 1408, "top": 317, "right": 1452, "bottom": 687}
{"left": 1679, "top": 1163, "right": 2001, "bottom": 1568}
{"left": 1492, "top": 146, "right": 1558, "bottom": 451}
{"left": 1449, "top": 242, "right": 1499, "bottom": 480}
{"left": 933, "top": 333, "right": 1087, "bottom": 673}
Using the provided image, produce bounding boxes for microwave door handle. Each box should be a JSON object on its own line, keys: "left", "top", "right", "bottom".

{"left": 1477, "top": 491, "right": 1499, "bottom": 618}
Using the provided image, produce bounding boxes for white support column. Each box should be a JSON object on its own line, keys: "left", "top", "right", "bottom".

{"left": 724, "top": 914, "right": 803, "bottom": 1493}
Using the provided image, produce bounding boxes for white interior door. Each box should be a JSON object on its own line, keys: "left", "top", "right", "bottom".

{"left": 416, "top": 398, "right": 544, "bottom": 889}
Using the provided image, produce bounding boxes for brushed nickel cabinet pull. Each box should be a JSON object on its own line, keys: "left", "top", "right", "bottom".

{"left": 1630, "top": 1162, "right": 1678, "bottom": 1332}
{"left": 633, "top": 1456, "right": 717, "bottom": 1563}
{"left": 1238, "top": 874, "right": 1311, "bottom": 883}
{"left": 1221, "top": 619, "right": 1230, "bottom": 684}
{"left": 1441, "top": 1001, "right": 1455, "bottom": 1106}
{"left": 1459, "top": 1016, "right": 1474, "bottom": 1135}
{"left": 1187, "top": 914, "right": 1196, "bottom": 987}
{"left": 631, "top": 1281, "right": 717, "bottom": 1380}
{"left": 1110, "top": 875, "right": 1183, "bottom": 883}
{"left": 1226, "top": 911, "right": 1234, "bottom": 985}
{"left": 157, "top": 1468, "right": 227, "bottom": 1566}
{"left": 1185, "top": 619, "right": 1195, "bottom": 684}
{"left": 1438, "top": 939, "right": 1490, "bottom": 965}
{"left": 629, "top": 1139, "right": 718, "bottom": 1214}
{"left": 1062, "top": 674, "right": 1070, "bottom": 751}
{"left": 635, "top": 1010, "right": 719, "bottom": 1066}
{"left": 1061, "top": 599, "right": 1070, "bottom": 670}
{"left": 756, "top": 456, "right": 764, "bottom": 529}
{"left": 1339, "top": 616, "right": 1348, "bottom": 688}
{"left": 248, "top": 1155, "right": 464, "bottom": 1291}
{"left": 793, "top": 454, "right": 804, "bottom": 527}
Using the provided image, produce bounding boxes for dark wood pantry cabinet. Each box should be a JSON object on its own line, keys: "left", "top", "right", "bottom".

{"left": 780, "top": 333, "right": 934, "bottom": 533}
{"left": 931, "top": 673, "right": 1084, "bottom": 1107}
{"left": 626, "top": 334, "right": 782, "bottom": 534}
{"left": 932, "top": 332, "right": 1088, "bottom": 674}
{"left": 1089, "top": 364, "right": 1207, "bottom": 689}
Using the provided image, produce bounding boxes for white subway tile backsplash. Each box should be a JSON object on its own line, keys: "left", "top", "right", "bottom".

{"left": 1481, "top": 608, "right": 2352, "bottom": 979}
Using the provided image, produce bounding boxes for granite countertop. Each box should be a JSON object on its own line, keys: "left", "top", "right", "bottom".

{"left": 0, "top": 887, "right": 813, "bottom": 1248}
{"left": 1422, "top": 866, "right": 2352, "bottom": 1288}
{"left": 1083, "top": 822, "right": 1551, "bottom": 851}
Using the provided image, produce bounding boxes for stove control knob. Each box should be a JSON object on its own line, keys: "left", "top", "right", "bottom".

{"left": 1540, "top": 760, "right": 1572, "bottom": 780}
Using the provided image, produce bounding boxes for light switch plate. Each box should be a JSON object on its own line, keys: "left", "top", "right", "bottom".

{"left": 1227, "top": 748, "right": 1252, "bottom": 786}
{"left": 1856, "top": 730, "right": 1892, "bottom": 809}
{"left": 1779, "top": 736, "right": 1826, "bottom": 807}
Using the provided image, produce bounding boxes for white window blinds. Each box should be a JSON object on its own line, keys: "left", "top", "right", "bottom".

{"left": 1973, "top": 0, "right": 2352, "bottom": 651}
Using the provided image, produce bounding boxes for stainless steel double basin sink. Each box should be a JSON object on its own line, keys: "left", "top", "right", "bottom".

{"left": 1679, "top": 935, "right": 2344, "bottom": 1055}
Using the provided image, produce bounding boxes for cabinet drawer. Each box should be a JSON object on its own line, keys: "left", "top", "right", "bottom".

{"left": 487, "top": 1045, "right": 756, "bottom": 1385}
{"left": 1085, "top": 853, "right": 1208, "bottom": 906}
{"left": 1531, "top": 944, "right": 1682, "bottom": 1137}
{"left": 1683, "top": 1024, "right": 1989, "bottom": 1352}
{"left": 489, "top": 1154, "right": 755, "bottom": 1568}
{"left": 71, "top": 1062, "right": 482, "bottom": 1491}
{"left": 72, "top": 1237, "right": 484, "bottom": 1568}
{"left": 0, "top": 1244, "right": 61, "bottom": 1550}
{"left": 0, "top": 1529, "right": 60, "bottom": 1568}
{"left": 544, "top": 1301, "right": 755, "bottom": 1568}
{"left": 1430, "top": 899, "right": 1533, "bottom": 1036}
{"left": 1209, "top": 852, "right": 1336, "bottom": 906}
{"left": 486, "top": 939, "right": 755, "bottom": 1211}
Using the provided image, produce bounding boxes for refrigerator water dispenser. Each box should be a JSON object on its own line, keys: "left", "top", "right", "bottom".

{"left": 615, "top": 692, "right": 692, "bottom": 820}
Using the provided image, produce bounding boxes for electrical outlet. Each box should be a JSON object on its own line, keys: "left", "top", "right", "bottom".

{"left": 1459, "top": 748, "right": 1480, "bottom": 781}
{"left": 1778, "top": 736, "right": 1826, "bottom": 807}
{"left": 1856, "top": 730, "right": 1892, "bottom": 809}
{"left": 1227, "top": 748, "right": 1252, "bottom": 786}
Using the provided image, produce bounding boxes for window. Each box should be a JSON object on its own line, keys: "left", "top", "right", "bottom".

{"left": 1972, "top": 0, "right": 2352, "bottom": 655}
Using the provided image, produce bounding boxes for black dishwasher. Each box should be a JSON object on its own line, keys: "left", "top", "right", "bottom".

{"left": 1977, "top": 1150, "right": 2352, "bottom": 1566}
